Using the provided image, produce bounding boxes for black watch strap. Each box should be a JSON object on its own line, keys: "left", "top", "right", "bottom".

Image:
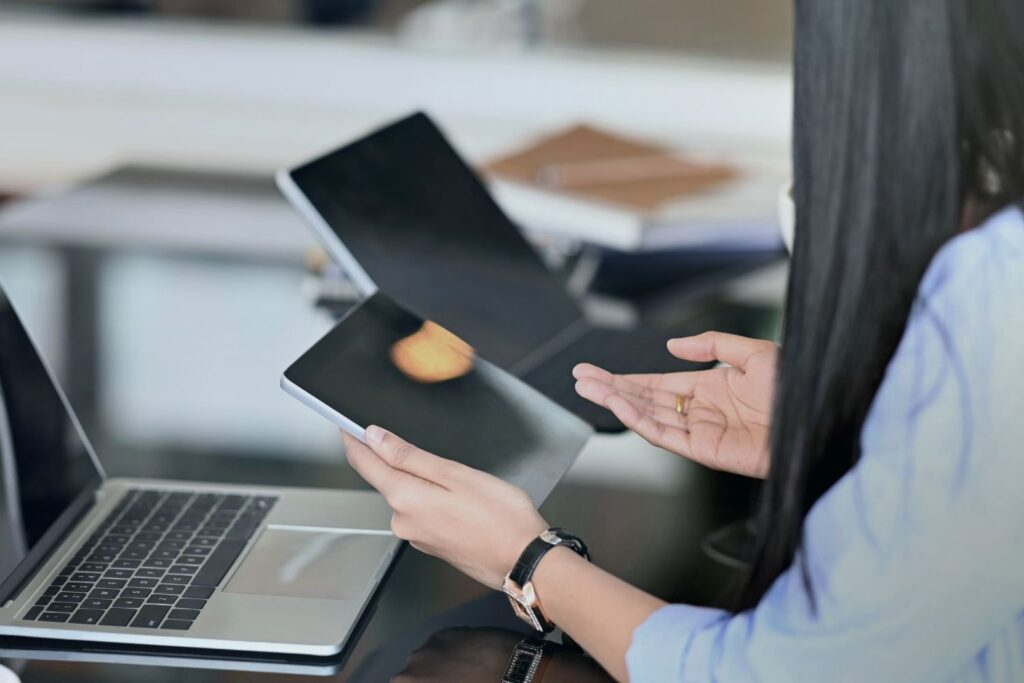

{"left": 509, "top": 528, "right": 589, "bottom": 588}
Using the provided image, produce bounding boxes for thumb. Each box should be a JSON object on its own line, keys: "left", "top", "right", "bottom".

{"left": 667, "top": 332, "right": 768, "bottom": 369}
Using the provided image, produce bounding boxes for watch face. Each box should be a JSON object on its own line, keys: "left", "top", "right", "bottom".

{"left": 502, "top": 643, "right": 545, "bottom": 683}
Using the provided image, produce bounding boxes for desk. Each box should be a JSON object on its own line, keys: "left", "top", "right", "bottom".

{"left": 0, "top": 173, "right": 781, "bottom": 680}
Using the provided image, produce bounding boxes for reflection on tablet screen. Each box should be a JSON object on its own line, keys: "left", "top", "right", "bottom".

{"left": 284, "top": 294, "right": 592, "bottom": 504}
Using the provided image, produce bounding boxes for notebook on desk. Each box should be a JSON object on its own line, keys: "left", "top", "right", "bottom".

{"left": 486, "top": 124, "right": 787, "bottom": 252}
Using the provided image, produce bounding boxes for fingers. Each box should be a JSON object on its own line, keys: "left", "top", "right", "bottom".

{"left": 342, "top": 431, "right": 428, "bottom": 502}
{"left": 573, "top": 363, "right": 664, "bottom": 390}
{"left": 604, "top": 394, "right": 693, "bottom": 456}
{"left": 574, "top": 376, "right": 675, "bottom": 414}
{"left": 363, "top": 425, "right": 461, "bottom": 488}
{"left": 667, "top": 332, "right": 768, "bottom": 369}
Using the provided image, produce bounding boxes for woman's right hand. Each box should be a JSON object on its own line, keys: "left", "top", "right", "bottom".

{"left": 573, "top": 332, "right": 777, "bottom": 478}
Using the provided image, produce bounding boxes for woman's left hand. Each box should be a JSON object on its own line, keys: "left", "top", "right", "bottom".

{"left": 341, "top": 427, "right": 547, "bottom": 590}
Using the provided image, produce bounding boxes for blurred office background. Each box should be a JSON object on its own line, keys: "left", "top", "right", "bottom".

{"left": 0, "top": 0, "right": 791, "bottom": 627}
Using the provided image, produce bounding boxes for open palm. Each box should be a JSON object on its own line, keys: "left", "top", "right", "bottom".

{"left": 574, "top": 332, "right": 777, "bottom": 478}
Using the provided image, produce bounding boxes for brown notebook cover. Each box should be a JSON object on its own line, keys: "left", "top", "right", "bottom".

{"left": 486, "top": 124, "right": 738, "bottom": 213}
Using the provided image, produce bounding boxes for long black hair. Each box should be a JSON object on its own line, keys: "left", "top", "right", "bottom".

{"left": 739, "top": 0, "right": 1024, "bottom": 611}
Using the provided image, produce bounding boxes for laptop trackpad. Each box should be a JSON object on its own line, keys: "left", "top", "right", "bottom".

{"left": 224, "top": 528, "right": 393, "bottom": 600}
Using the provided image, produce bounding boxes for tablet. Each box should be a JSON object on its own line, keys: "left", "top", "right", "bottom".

{"left": 281, "top": 293, "right": 592, "bottom": 504}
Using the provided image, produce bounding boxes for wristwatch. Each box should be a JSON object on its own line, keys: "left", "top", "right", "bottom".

{"left": 502, "top": 528, "right": 589, "bottom": 632}
{"left": 502, "top": 637, "right": 550, "bottom": 683}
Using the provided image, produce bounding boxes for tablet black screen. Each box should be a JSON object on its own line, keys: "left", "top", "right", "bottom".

{"left": 284, "top": 293, "right": 591, "bottom": 504}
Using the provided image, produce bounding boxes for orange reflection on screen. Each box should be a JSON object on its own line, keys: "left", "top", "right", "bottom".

{"left": 389, "top": 321, "right": 475, "bottom": 383}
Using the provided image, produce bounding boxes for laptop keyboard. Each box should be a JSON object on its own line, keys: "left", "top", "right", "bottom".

{"left": 20, "top": 488, "right": 276, "bottom": 631}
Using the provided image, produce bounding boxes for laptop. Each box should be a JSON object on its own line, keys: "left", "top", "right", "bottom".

{"left": 276, "top": 112, "right": 709, "bottom": 432}
{"left": 0, "top": 282, "right": 588, "bottom": 655}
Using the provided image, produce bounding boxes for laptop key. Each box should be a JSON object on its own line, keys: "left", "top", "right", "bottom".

{"left": 146, "top": 594, "right": 177, "bottom": 605}
{"left": 168, "top": 565, "right": 198, "bottom": 575}
{"left": 39, "top": 612, "right": 71, "bottom": 622}
{"left": 168, "top": 608, "right": 200, "bottom": 621}
{"left": 100, "top": 608, "right": 137, "bottom": 626}
{"left": 46, "top": 603, "right": 77, "bottom": 613}
{"left": 87, "top": 553, "right": 116, "bottom": 564}
{"left": 143, "top": 558, "right": 172, "bottom": 568}
{"left": 122, "top": 587, "right": 151, "bottom": 599}
{"left": 70, "top": 572, "right": 100, "bottom": 583}
{"left": 50, "top": 575, "right": 68, "bottom": 586}
{"left": 161, "top": 575, "right": 189, "bottom": 585}
{"left": 218, "top": 495, "right": 246, "bottom": 511}
{"left": 97, "top": 579, "right": 127, "bottom": 590}
{"left": 130, "top": 605, "right": 170, "bottom": 628}
{"left": 34, "top": 596, "right": 51, "bottom": 606}
{"left": 136, "top": 568, "right": 165, "bottom": 578}
{"left": 175, "top": 598, "right": 206, "bottom": 610}
{"left": 114, "top": 597, "right": 144, "bottom": 609}
{"left": 69, "top": 609, "right": 105, "bottom": 625}
{"left": 129, "top": 578, "right": 158, "bottom": 588}
{"left": 63, "top": 582, "right": 93, "bottom": 593}
{"left": 160, "top": 619, "right": 193, "bottom": 630}
{"left": 191, "top": 539, "right": 246, "bottom": 588}
{"left": 89, "top": 588, "right": 120, "bottom": 601}
{"left": 253, "top": 496, "right": 276, "bottom": 510}
{"left": 42, "top": 585, "right": 60, "bottom": 596}
{"left": 177, "top": 556, "right": 204, "bottom": 566}
{"left": 80, "top": 563, "right": 108, "bottom": 573}
{"left": 112, "top": 560, "right": 141, "bottom": 569}
{"left": 23, "top": 606, "right": 43, "bottom": 621}
{"left": 182, "top": 586, "right": 214, "bottom": 600}
{"left": 83, "top": 598, "right": 112, "bottom": 610}
{"left": 154, "top": 584, "right": 184, "bottom": 596}
{"left": 105, "top": 569, "right": 133, "bottom": 579}
{"left": 54, "top": 592, "right": 86, "bottom": 603}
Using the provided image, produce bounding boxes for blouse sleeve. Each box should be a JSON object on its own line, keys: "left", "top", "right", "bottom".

{"left": 627, "top": 210, "right": 1024, "bottom": 683}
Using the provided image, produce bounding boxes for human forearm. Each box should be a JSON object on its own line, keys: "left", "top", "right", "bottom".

{"left": 532, "top": 546, "right": 666, "bottom": 682}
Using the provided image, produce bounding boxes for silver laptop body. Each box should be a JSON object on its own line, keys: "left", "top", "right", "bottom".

{"left": 0, "top": 288, "right": 398, "bottom": 656}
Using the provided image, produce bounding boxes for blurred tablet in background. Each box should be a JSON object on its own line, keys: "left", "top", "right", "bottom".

{"left": 282, "top": 292, "right": 593, "bottom": 505}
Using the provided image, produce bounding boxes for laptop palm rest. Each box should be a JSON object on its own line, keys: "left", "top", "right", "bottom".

{"left": 224, "top": 528, "right": 392, "bottom": 600}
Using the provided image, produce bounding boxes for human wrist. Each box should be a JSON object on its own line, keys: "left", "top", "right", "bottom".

{"left": 502, "top": 529, "right": 589, "bottom": 633}
{"left": 530, "top": 545, "right": 583, "bottom": 612}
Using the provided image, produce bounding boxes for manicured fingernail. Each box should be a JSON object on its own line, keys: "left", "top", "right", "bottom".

{"left": 365, "top": 425, "right": 384, "bottom": 447}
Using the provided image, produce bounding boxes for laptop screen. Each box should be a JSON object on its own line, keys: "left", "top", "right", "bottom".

{"left": 287, "top": 113, "right": 584, "bottom": 370}
{"left": 0, "top": 290, "right": 103, "bottom": 603}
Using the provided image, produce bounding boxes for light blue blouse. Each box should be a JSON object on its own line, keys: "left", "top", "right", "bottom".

{"left": 627, "top": 205, "right": 1024, "bottom": 682}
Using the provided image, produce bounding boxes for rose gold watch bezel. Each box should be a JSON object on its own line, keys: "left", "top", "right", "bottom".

{"left": 502, "top": 576, "right": 551, "bottom": 632}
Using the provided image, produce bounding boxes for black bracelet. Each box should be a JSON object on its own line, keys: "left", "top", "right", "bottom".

{"left": 508, "top": 528, "right": 589, "bottom": 589}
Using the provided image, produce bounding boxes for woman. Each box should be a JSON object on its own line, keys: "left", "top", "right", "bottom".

{"left": 342, "top": 0, "right": 1024, "bottom": 680}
